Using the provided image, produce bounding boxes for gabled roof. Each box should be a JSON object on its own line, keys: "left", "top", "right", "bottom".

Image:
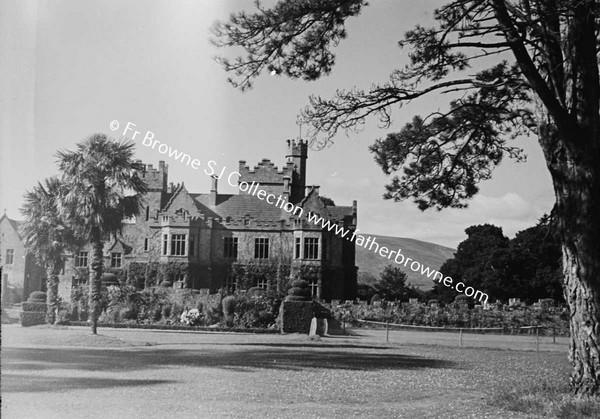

{"left": 0, "top": 213, "right": 23, "bottom": 239}
{"left": 106, "top": 239, "right": 132, "bottom": 255}
{"left": 299, "top": 186, "right": 331, "bottom": 218}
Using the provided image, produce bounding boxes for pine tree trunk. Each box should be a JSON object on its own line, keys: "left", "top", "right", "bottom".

{"left": 540, "top": 123, "right": 600, "bottom": 396}
{"left": 89, "top": 229, "right": 104, "bottom": 335}
{"left": 562, "top": 243, "right": 600, "bottom": 395}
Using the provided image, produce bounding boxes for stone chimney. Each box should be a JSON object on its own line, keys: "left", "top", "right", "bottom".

{"left": 209, "top": 175, "right": 218, "bottom": 206}
{"left": 283, "top": 176, "right": 291, "bottom": 202}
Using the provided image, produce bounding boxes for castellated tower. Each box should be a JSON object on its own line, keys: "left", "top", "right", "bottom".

{"left": 286, "top": 139, "right": 308, "bottom": 203}
{"left": 139, "top": 160, "right": 168, "bottom": 221}
{"left": 142, "top": 160, "right": 168, "bottom": 192}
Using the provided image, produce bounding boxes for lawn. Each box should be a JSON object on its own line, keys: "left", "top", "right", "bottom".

{"left": 1, "top": 325, "right": 597, "bottom": 418}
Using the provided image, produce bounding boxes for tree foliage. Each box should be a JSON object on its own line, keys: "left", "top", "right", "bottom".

{"left": 431, "top": 218, "right": 562, "bottom": 303}
{"left": 20, "top": 177, "right": 82, "bottom": 324}
{"left": 214, "top": 0, "right": 600, "bottom": 395}
{"left": 20, "top": 178, "right": 80, "bottom": 268}
{"left": 211, "top": 0, "right": 364, "bottom": 90}
{"left": 373, "top": 264, "right": 420, "bottom": 301}
{"left": 213, "top": 0, "right": 598, "bottom": 210}
{"left": 56, "top": 134, "right": 148, "bottom": 334}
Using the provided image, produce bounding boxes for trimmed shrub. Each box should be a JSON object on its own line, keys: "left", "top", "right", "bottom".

{"left": 21, "top": 300, "right": 47, "bottom": 326}
{"left": 290, "top": 279, "right": 309, "bottom": 289}
{"left": 286, "top": 295, "right": 308, "bottom": 302}
{"left": 160, "top": 281, "right": 172, "bottom": 288}
{"left": 222, "top": 296, "right": 236, "bottom": 316}
{"left": 152, "top": 307, "right": 162, "bottom": 321}
{"left": 281, "top": 300, "right": 314, "bottom": 333}
{"left": 29, "top": 291, "right": 47, "bottom": 302}
{"left": 22, "top": 302, "right": 46, "bottom": 312}
{"left": 222, "top": 295, "right": 236, "bottom": 327}
{"left": 286, "top": 280, "right": 310, "bottom": 301}
{"left": 20, "top": 311, "right": 46, "bottom": 327}
{"left": 161, "top": 305, "right": 172, "bottom": 320}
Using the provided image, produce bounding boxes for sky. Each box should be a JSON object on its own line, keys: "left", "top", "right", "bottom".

{"left": 0, "top": 0, "right": 556, "bottom": 249}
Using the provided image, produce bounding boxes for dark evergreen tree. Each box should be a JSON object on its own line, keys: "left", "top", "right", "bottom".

{"left": 506, "top": 214, "right": 563, "bottom": 303}
{"left": 374, "top": 265, "right": 418, "bottom": 302}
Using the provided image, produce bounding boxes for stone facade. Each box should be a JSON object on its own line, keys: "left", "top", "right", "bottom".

{"left": 55, "top": 140, "right": 358, "bottom": 301}
{"left": 0, "top": 213, "right": 45, "bottom": 303}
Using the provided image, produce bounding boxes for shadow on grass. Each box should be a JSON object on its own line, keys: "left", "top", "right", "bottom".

{"left": 3, "top": 344, "right": 456, "bottom": 377}
{"left": 159, "top": 341, "right": 395, "bottom": 351}
{"left": 2, "top": 374, "right": 173, "bottom": 393}
{"left": 488, "top": 380, "right": 600, "bottom": 418}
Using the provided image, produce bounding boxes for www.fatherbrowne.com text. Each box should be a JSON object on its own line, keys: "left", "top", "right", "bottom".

{"left": 110, "top": 120, "right": 489, "bottom": 304}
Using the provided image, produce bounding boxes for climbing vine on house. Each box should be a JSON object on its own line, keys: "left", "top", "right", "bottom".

{"left": 231, "top": 260, "right": 293, "bottom": 292}
{"left": 127, "top": 262, "right": 160, "bottom": 289}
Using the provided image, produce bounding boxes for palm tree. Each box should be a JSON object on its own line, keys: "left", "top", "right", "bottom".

{"left": 20, "top": 177, "right": 80, "bottom": 324}
{"left": 57, "top": 134, "right": 147, "bottom": 334}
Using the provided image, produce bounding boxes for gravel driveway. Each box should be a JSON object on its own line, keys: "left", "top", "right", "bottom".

{"left": 1, "top": 325, "right": 569, "bottom": 418}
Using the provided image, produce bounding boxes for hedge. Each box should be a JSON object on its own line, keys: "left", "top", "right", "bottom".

{"left": 281, "top": 301, "right": 314, "bottom": 333}
{"left": 22, "top": 302, "right": 47, "bottom": 312}
{"left": 65, "top": 321, "right": 280, "bottom": 334}
{"left": 21, "top": 310, "right": 46, "bottom": 327}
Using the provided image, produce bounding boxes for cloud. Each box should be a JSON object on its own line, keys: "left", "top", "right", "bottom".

{"left": 469, "top": 192, "right": 536, "bottom": 220}
{"left": 354, "top": 192, "right": 552, "bottom": 248}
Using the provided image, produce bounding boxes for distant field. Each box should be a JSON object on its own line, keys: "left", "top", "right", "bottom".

{"left": 356, "top": 234, "right": 456, "bottom": 290}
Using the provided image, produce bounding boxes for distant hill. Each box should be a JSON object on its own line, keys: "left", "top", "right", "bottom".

{"left": 356, "top": 234, "right": 456, "bottom": 290}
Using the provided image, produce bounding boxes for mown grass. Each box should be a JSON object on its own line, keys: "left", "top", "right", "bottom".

{"left": 490, "top": 380, "right": 600, "bottom": 418}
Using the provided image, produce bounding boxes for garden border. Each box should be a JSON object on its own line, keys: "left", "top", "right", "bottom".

{"left": 65, "top": 321, "right": 280, "bottom": 334}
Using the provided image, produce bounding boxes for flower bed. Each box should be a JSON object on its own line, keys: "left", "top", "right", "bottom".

{"left": 330, "top": 302, "right": 570, "bottom": 336}
{"left": 58, "top": 285, "right": 283, "bottom": 331}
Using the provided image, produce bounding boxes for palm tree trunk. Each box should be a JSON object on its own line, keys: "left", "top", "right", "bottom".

{"left": 45, "top": 260, "right": 61, "bottom": 324}
{"left": 89, "top": 228, "right": 104, "bottom": 334}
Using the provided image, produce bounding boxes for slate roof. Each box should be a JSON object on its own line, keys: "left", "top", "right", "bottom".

{"left": 189, "top": 193, "right": 353, "bottom": 223}
{"left": 192, "top": 193, "right": 286, "bottom": 222}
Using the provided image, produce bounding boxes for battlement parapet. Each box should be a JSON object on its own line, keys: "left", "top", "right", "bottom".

{"left": 140, "top": 160, "right": 168, "bottom": 191}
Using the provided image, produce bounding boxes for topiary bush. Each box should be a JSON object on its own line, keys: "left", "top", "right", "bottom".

{"left": 161, "top": 305, "right": 172, "bottom": 320}
{"left": 29, "top": 291, "right": 47, "bottom": 302}
{"left": 285, "top": 279, "right": 310, "bottom": 301}
{"left": 222, "top": 295, "right": 236, "bottom": 327}
{"left": 280, "top": 300, "right": 314, "bottom": 333}
{"left": 21, "top": 298, "right": 47, "bottom": 326}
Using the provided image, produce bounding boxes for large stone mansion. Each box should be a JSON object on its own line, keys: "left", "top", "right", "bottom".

{"left": 30, "top": 139, "right": 356, "bottom": 301}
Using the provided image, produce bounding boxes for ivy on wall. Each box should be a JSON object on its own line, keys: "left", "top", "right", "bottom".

{"left": 232, "top": 260, "right": 293, "bottom": 292}
{"left": 127, "top": 262, "right": 159, "bottom": 289}
{"left": 290, "top": 263, "right": 321, "bottom": 285}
